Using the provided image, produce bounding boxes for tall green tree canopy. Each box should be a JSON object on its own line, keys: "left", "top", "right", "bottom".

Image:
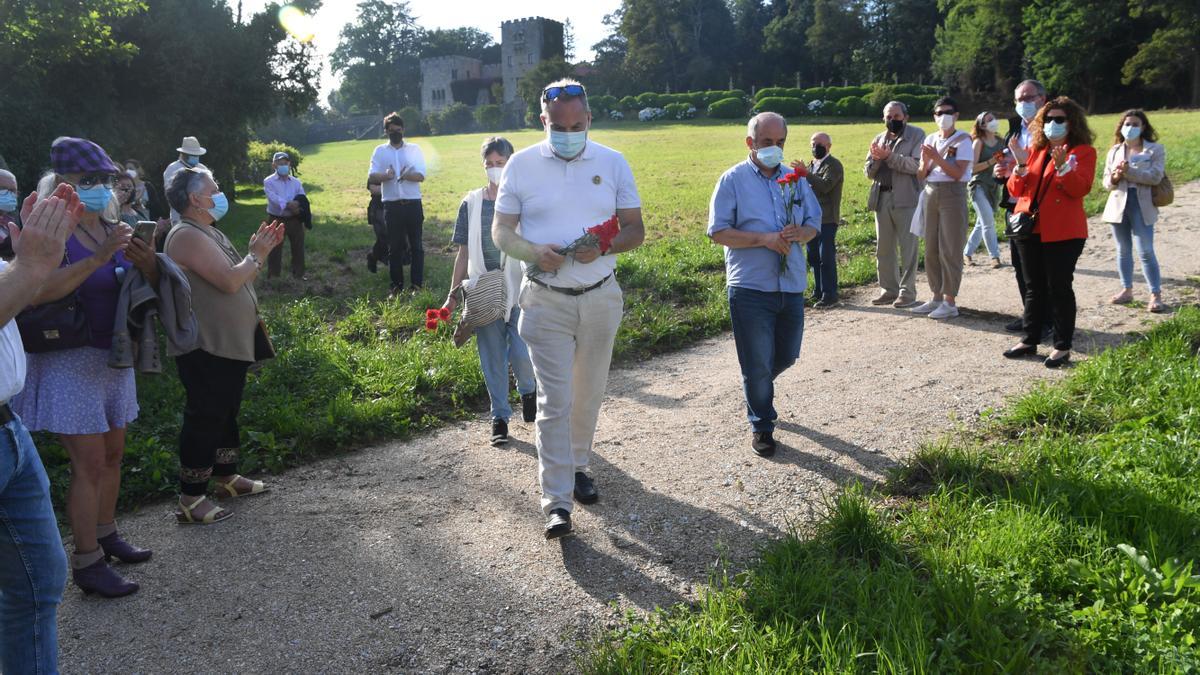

{"left": 1122, "top": 0, "right": 1200, "bottom": 107}
{"left": 330, "top": 0, "right": 423, "bottom": 114}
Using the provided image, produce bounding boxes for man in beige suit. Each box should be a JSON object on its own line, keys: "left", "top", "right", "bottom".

{"left": 865, "top": 101, "right": 925, "bottom": 307}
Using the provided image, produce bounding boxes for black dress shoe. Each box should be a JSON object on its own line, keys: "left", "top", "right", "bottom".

{"left": 1004, "top": 317, "right": 1024, "bottom": 332}
{"left": 1003, "top": 344, "right": 1038, "bottom": 359}
{"left": 544, "top": 508, "right": 572, "bottom": 539}
{"left": 573, "top": 472, "right": 599, "bottom": 504}
{"left": 491, "top": 418, "right": 508, "bottom": 446}
{"left": 752, "top": 431, "right": 776, "bottom": 457}
{"left": 521, "top": 392, "right": 537, "bottom": 423}
{"left": 1044, "top": 352, "right": 1071, "bottom": 369}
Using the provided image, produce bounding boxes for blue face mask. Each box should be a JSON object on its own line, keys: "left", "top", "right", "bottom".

{"left": 1045, "top": 120, "right": 1069, "bottom": 140}
{"left": 184, "top": 155, "right": 200, "bottom": 167}
{"left": 1121, "top": 125, "right": 1141, "bottom": 141}
{"left": 78, "top": 185, "right": 113, "bottom": 213}
{"left": 755, "top": 145, "right": 784, "bottom": 168}
{"left": 548, "top": 129, "right": 587, "bottom": 159}
{"left": 275, "top": 165, "right": 290, "bottom": 177}
{"left": 1015, "top": 101, "right": 1039, "bottom": 122}
{"left": 0, "top": 189, "right": 17, "bottom": 213}
{"left": 206, "top": 191, "right": 229, "bottom": 221}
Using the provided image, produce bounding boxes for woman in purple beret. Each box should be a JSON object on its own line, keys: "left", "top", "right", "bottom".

{"left": 12, "top": 137, "right": 161, "bottom": 598}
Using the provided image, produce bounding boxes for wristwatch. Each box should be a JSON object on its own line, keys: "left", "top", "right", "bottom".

{"left": 247, "top": 252, "right": 263, "bottom": 269}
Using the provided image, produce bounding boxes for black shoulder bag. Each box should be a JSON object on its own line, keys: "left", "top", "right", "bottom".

{"left": 16, "top": 248, "right": 92, "bottom": 353}
{"left": 1005, "top": 157, "right": 1053, "bottom": 241}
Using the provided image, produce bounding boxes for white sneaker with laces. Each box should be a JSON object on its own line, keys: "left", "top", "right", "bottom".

{"left": 929, "top": 303, "right": 959, "bottom": 319}
{"left": 911, "top": 299, "right": 943, "bottom": 314}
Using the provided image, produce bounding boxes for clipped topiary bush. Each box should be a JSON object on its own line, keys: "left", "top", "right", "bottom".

{"left": 619, "top": 95, "right": 639, "bottom": 110}
{"left": 473, "top": 104, "right": 504, "bottom": 131}
{"left": 834, "top": 96, "right": 870, "bottom": 117}
{"left": 396, "top": 106, "right": 428, "bottom": 136}
{"left": 707, "top": 97, "right": 747, "bottom": 119}
{"left": 664, "top": 102, "right": 697, "bottom": 120}
{"left": 242, "top": 140, "right": 303, "bottom": 182}
{"left": 754, "top": 87, "right": 790, "bottom": 101}
{"left": 428, "top": 102, "right": 475, "bottom": 135}
{"left": 753, "top": 96, "right": 806, "bottom": 117}
{"left": 635, "top": 92, "right": 663, "bottom": 109}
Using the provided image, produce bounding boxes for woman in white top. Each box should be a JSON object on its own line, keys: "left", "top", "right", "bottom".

{"left": 1101, "top": 109, "right": 1167, "bottom": 313}
{"left": 916, "top": 96, "right": 973, "bottom": 319}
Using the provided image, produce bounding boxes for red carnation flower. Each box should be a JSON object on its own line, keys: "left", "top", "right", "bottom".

{"left": 425, "top": 319, "right": 439, "bottom": 331}
{"left": 438, "top": 307, "right": 451, "bottom": 321}
{"left": 425, "top": 309, "right": 439, "bottom": 320}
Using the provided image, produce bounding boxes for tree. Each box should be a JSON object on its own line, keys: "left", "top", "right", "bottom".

{"left": 590, "top": 9, "right": 632, "bottom": 95}
{"left": 1122, "top": 0, "right": 1200, "bottom": 107}
{"left": 806, "top": 0, "right": 868, "bottom": 84}
{"left": 1023, "top": 0, "right": 1127, "bottom": 110}
{"left": 855, "top": 0, "right": 940, "bottom": 84}
{"left": 730, "top": 0, "right": 773, "bottom": 89}
{"left": 764, "top": 0, "right": 818, "bottom": 86}
{"left": 330, "top": 0, "right": 423, "bottom": 113}
{"left": 932, "top": 0, "right": 1026, "bottom": 92}
{"left": 618, "top": 0, "right": 735, "bottom": 92}
{"left": 563, "top": 19, "right": 576, "bottom": 61}
{"left": 420, "top": 26, "right": 499, "bottom": 63}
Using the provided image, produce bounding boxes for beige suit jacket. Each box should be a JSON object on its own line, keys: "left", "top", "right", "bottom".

{"left": 864, "top": 124, "right": 926, "bottom": 211}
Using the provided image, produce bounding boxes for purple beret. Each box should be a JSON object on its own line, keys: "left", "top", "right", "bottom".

{"left": 50, "top": 137, "right": 120, "bottom": 176}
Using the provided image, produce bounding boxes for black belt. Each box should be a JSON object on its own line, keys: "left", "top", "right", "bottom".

{"left": 387, "top": 199, "right": 421, "bottom": 205}
{"left": 530, "top": 274, "right": 610, "bottom": 296}
{"left": 0, "top": 404, "right": 14, "bottom": 425}
{"left": 877, "top": 185, "right": 893, "bottom": 192}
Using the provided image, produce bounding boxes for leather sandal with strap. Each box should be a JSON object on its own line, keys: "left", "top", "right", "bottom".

{"left": 213, "top": 475, "right": 269, "bottom": 499}
{"left": 176, "top": 496, "right": 232, "bottom": 525}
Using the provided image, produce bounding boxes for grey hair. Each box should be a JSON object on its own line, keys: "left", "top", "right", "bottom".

{"left": 38, "top": 171, "right": 120, "bottom": 223}
{"left": 0, "top": 169, "right": 15, "bottom": 186}
{"left": 883, "top": 100, "right": 908, "bottom": 116}
{"left": 1016, "top": 79, "right": 1047, "bottom": 98}
{"left": 166, "top": 167, "right": 214, "bottom": 216}
{"left": 36, "top": 172, "right": 58, "bottom": 200}
{"left": 540, "top": 78, "right": 589, "bottom": 115}
{"left": 481, "top": 136, "right": 514, "bottom": 160}
{"left": 747, "top": 112, "right": 787, "bottom": 141}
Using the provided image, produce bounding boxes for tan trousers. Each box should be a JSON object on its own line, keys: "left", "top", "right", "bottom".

{"left": 874, "top": 191, "right": 919, "bottom": 299}
{"left": 922, "top": 182, "right": 968, "bottom": 298}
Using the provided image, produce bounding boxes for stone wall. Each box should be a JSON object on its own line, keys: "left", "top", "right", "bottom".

{"left": 420, "top": 56, "right": 483, "bottom": 112}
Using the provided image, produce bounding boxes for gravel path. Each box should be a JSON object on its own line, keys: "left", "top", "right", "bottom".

{"left": 58, "top": 184, "right": 1199, "bottom": 673}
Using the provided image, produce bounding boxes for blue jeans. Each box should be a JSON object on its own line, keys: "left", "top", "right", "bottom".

{"left": 806, "top": 222, "right": 839, "bottom": 301}
{"left": 728, "top": 287, "right": 805, "bottom": 433}
{"left": 1111, "top": 189, "right": 1161, "bottom": 294}
{"left": 0, "top": 415, "right": 67, "bottom": 675}
{"left": 964, "top": 183, "right": 1000, "bottom": 259}
{"left": 475, "top": 306, "right": 536, "bottom": 420}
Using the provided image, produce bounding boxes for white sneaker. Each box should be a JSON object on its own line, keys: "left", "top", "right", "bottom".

{"left": 929, "top": 303, "right": 959, "bottom": 319}
{"left": 911, "top": 299, "right": 943, "bottom": 314}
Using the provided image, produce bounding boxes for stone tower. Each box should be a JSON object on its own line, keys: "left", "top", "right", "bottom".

{"left": 500, "top": 17, "right": 565, "bottom": 106}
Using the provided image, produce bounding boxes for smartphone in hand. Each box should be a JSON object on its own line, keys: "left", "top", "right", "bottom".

{"left": 134, "top": 220, "right": 157, "bottom": 245}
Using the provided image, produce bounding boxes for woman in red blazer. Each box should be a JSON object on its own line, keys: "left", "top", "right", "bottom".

{"left": 1003, "top": 96, "right": 1096, "bottom": 368}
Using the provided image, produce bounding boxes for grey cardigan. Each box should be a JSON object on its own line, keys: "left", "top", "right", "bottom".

{"left": 864, "top": 124, "right": 926, "bottom": 210}
{"left": 109, "top": 253, "right": 198, "bottom": 373}
{"left": 1102, "top": 140, "right": 1165, "bottom": 226}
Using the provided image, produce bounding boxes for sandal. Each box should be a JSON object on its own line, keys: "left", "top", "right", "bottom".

{"left": 1148, "top": 296, "right": 1168, "bottom": 314}
{"left": 213, "top": 475, "right": 269, "bottom": 499}
{"left": 176, "top": 496, "right": 232, "bottom": 525}
{"left": 1110, "top": 290, "right": 1133, "bottom": 305}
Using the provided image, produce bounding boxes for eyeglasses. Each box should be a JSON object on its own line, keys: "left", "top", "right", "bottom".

{"left": 115, "top": 185, "right": 134, "bottom": 193}
{"left": 1045, "top": 115, "right": 1068, "bottom": 124}
{"left": 542, "top": 84, "right": 585, "bottom": 101}
{"left": 934, "top": 109, "right": 956, "bottom": 116}
{"left": 76, "top": 174, "right": 116, "bottom": 189}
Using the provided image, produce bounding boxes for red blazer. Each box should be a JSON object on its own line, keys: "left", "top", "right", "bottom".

{"left": 1006, "top": 144, "right": 1096, "bottom": 243}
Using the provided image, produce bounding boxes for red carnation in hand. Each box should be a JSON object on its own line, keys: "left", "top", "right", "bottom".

{"left": 790, "top": 165, "right": 807, "bottom": 180}
{"left": 425, "top": 319, "right": 439, "bottom": 331}
{"left": 438, "top": 307, "right": 451, "bottom": 321}
{"left": 586, "top": 215, "right": 621, "bottom": 253}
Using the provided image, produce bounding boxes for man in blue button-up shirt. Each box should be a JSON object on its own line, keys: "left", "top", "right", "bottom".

{"left": 707, "top": 112, "right": 822, "bottom": 457}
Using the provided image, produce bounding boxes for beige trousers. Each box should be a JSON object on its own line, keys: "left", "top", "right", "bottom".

{"left": 873, "top": 191, "right": 920, "bottom": 299}
{"left": 922, "top": 182, "right": 969, "bottom": 298}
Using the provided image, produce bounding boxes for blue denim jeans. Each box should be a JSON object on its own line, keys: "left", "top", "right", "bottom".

{"left": 806, "top": 221, "right": 839, "bottom": 301}
{"left": 964, "top": 183, "right": 1000, "bottom": 259}
{"left": 728, "top": 286, "right": 805, "bottom": 433}
{"left": 0, "top": 415, "right": 67, "bottom": 674}
{"left": 1111, "top": 189, "right": 1161, "bottom": 294}
{"left": 475, "top": 306, "right": 537, "bottom": 420}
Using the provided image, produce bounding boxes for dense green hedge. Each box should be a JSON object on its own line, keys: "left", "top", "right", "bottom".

{"left": 241, "top": 140, "right": 304, "bottom": 182}
{"left": 708, "top": 97, "right": 748, "bottom": 119}
{"left": 754, "top": 83, "right": 942, "bottom": 103}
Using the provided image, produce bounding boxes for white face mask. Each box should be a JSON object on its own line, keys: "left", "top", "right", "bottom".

{"left": 485, "top": 166, "right": 503, "bottom": 185}
{"left": 936, "top": 114, "right": 956, "bottom": 131}
{"left": 986, "top": 119, "right": 1001, "bottom": 133}
{"left": 1121, "top": 125, "right": 1142, "bottom": 141}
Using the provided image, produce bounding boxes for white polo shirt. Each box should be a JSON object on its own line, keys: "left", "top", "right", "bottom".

{"left": 0, "top": 261, "right": 26, "bottom": 404}
{"left": 496, "top": 140, "right": 641, "bottom": 287}
{"left": 369, "top": 143, "right": 426, "bottom": 202}
{"left": 923, "top": 130, "right": 973, "bottom": 183}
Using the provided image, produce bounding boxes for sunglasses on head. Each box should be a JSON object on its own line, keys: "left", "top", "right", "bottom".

{"left": 76, "top": 174, "right": 116, "bottom": 189}
{"left": 1045, "top": 115, "right": 1068, "bottom": 124}
{"left": 543, "top": 84, "right": 585, "bottom": 101}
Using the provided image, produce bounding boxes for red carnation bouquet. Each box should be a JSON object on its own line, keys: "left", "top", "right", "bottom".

{"left": 424, "top": 307, "right": 451, "bottom": 331}
{"left": 525, "top": 215, "right": 620, "bottom": 280}
{"left": 775, "top": 165, "right": 807, "bottom": 273}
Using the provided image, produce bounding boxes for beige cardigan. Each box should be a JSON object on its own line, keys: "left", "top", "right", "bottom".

{"left": 864, "top": 124, "right": 927, "bottom": 210}
{"left": 1102, "top": 140, "right": 1165, "bottom": 226}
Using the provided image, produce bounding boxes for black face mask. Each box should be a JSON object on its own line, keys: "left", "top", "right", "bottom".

{"left": 886, "top": 119, "right": 905, "bottom": 134}
{"left": 812, "top": 145, "right": 828, "bottom": 160}
{"left": 388, "top": 131, "right": 404, "bottom": 144}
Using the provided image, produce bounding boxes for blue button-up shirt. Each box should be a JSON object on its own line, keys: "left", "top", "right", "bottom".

{"left": 707, "top": 158, "right": 822, "bottom": 293}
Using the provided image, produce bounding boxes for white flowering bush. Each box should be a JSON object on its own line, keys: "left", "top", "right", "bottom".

{"left": 638, "top": 107, "right": 666, "bottom": 122}
{"left": 609, "top": 110, "right": 625, "bottom": 121}
{"left": 807, "top": 99, "right": 826, "bottom": 115}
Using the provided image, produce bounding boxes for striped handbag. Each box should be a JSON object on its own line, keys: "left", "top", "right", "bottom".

{"left": 453, "top": 266, "right": 507, "bottom": 330}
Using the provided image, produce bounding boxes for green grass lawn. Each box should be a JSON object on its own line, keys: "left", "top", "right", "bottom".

{"left": 587, "top": 308, "right": 1200, "bottom": 672}
{"left": 35, "top": 111, "right": 1200, "bottom": 510}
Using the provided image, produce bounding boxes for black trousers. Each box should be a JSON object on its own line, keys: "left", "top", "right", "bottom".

{"left": 383, "top": 200, "right": 424, "bottom": 289}
{"left": 1014, "top": 235, "right": 1086, "bottom": 351}
{"left": 176, "top": 350, "right": 251, "bottom": 495}
{"left": 367, "top": 196, "right": 389, "bottom": 264}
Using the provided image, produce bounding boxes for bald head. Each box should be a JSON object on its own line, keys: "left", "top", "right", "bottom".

{"left": 811, "top": 132, "right": 831, "bottom": 146}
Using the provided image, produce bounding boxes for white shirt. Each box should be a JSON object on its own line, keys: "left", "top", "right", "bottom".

{"left": 923, "top": 130, "right": 973, "bottom": 183}
{"left": 164, "top": 159, "right": 209, "bottom": 222}
{"left": 369, "top": 143, "right": 426, "bottom": 201}
{"left": 496, "top": 140, "right": 641, "bottom": 287}
{"left": 0, "top": 260, "right": 26, "bottom": 404}
{"left": 1018, "top": 119, "right": 1034, "bottom": 151}
{"left": 263, "top": 173, "right": 305, "bottom": 216}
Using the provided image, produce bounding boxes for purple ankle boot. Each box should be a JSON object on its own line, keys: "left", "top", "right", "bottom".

{"left": 98, "top": 531, "right": 153, "bottom": 563}
{"left": 73, "top": 559, "right": 139, "bottom": 598}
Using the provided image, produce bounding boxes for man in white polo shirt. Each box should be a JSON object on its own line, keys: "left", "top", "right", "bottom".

{"left": 0, "top": 184, "right": 76, "bottom": 673}
{"left": 368, "top": 112, "right": 427, "bottom": 297}
{"left": 493, "top": 79, "right": 645, "bottom": 539}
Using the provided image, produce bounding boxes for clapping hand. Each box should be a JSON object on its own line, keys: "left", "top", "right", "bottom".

{"left": 249, "top": 220, "right": 286, "bottom": 260}
{"left": 11, "top": 184, "right": 82, "bottom": 273}
{"left": 1050, "top": 144, "right": 1068, "bottom": 169}
{"left": 100, "top": 223, "right": 134, "bottom": 259}
{"left": 1007, "top": 136, "right": 1029, "bottom": 165}
{"left": 869, "top": 142, "right": 892, "bottom": 161}
{"left": 384, "top": 166, "right": 396, "bottom": 182}
{"left": 1112, "top": 159, "right": 1128, "bottom": 183}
